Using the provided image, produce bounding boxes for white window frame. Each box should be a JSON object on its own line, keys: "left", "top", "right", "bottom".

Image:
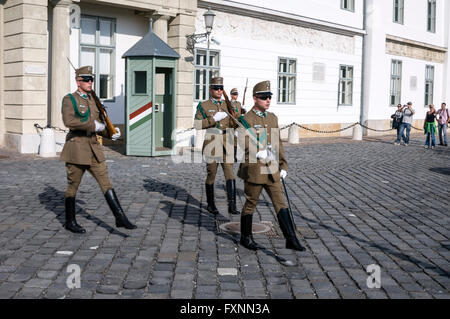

{"left": 277, "top": 57, "right": 297, "bottom": 105}
{"left": 424, "top": 65, "right": 434, "bottom": 106}
{"left": 341, "top": 0, "right": 355, "bottom": 12}
{"left": 393, "top": 0, "right": 404, "bottom": 24}
{"left": 193, "top": 48, "right": 220, "bottom": 102}
{"left": 390, "top": 60, "right": 402, "bottom": 106}
{"left": 338, "top": 65, "right": 353, "bottom": 106}
{"left": 79, "top": 15, "right": 116, "bottom": 101}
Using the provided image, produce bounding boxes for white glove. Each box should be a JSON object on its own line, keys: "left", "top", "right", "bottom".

{"left": 256, "top": 150, "right": 268, "bottom": 160}
{"left": 234, "top": 130, "right": 239, "bottom": 138}
{"left": 94, "top": 120, "right": 106, "bottom": 132}
{"left": 213, "top": 111, "right": 228, "bottom": 122}
{"left": 111, "top": 127, "right": 121, "bottom": 141}
{"left": 280, "top": 170, "right": 287, "bottom": 180}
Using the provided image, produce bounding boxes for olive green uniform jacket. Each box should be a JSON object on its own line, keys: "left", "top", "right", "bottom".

{"left": 194, "top": 99, "right": 235, "bottom": 154}
{"left": 60, "top": 91, "right": 108, "bottom": 165}
{"left": 237, "top": 108, "right": 288, "bottom": 185}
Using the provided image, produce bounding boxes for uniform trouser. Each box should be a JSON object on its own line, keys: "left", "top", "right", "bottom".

{"left": 242, "top": 180, "right": 287, "bottom": 216}
{"left": 205, "top": 162, "right": 235, "bottom": 185}
{"left": 65, "top": 157, "right": 112, "bottom": 198}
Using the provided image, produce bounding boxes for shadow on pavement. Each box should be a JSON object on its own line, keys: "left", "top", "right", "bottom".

{"left": 143, "top": 178, "right": 295, "bottom": 266}
{"left": 293, "top": 209, "right": 449, "bottom": 278}
{"left": 429, "top": 167, "right": 450, "bottom": 176}
{"left": 38, "top": 186, "right": 128, "bottom": 238}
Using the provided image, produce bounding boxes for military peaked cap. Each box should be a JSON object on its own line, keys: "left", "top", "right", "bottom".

{"left": 253, "top": 80, "right": 272, "bottom": 96}
{"left": 210, "top": 77, "right": 223, "bottom": 86}
{"left": 76, "top": 66, "right": 94, "bottom": 78}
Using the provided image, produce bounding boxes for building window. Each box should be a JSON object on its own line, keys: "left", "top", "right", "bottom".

{"left": 427, "top": 0, "right": 436, "bottom": 33}
{"left": 80, "top": 15, "right": 116, "bottom": 100}
{"left": 390, "top": 60, "right": 402, "bottom": 106}
{"left": 278, "top": 57, "right": 296, "bottom": 104}
{"left": 425, "top": 65, "right": 434, "bottom": 106}
{"left": 341, "top": 0, "right": 355, "bottom": 12}
{"left": 338, "top": 65, "right": 353, "bottom": 105}
{"left": 393, "top": 0, "right": 404, "bottom": 24}
{"left": 194, "top": 49, "right": 220, "bottom": 101}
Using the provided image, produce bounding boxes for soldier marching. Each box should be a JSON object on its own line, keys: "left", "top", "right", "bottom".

{"left": 236, "top": 80, "right": 305, "bottom": 251}
{"left": 194, "top": 77, "right": 240, "bottom": 216}
{"left": 60, "top": 66, "right": 136, "bottom": 233}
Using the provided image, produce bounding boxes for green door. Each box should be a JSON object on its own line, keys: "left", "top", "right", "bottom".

{"left": 154, "top": 67, "right": 173, "bottom": 152}
{"left": 125, "top": 58, "right": 153, "bottom": 156}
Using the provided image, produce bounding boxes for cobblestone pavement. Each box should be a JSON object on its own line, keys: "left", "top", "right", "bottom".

{"left": 0, "top": 133, "right": 449, "bottom": 299}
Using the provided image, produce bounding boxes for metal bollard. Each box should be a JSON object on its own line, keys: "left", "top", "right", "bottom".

{"left": 38, "top": 127, "right": 57, "bottom": 157}
{"left": 288, "top": 124, "right": 299, "bottom": 144}
{"left": 352, "top": 124, "right": 363, "bottom": 141}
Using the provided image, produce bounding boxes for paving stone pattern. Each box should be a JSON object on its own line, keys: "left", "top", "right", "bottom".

{"left": 0, "top": 134, "right": 449, "bottom": 299}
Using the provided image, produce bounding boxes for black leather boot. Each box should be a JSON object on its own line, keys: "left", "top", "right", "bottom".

{"left": 277, "top": 208, "right": 305, "bottom": 251}
{"left": 226, "top": 180, "right": 240, "bottom": 215}
{"left": 205, "top": 183, "right": 219, "bottom": 215}
{"left": 104, "top": 189, "right": 137, "bottom": 229}
{"left": 240, "top": 214, "right": 261, "bottom": 250}
{"left": 65, "top": 197, "right": 86, "bottom": 234}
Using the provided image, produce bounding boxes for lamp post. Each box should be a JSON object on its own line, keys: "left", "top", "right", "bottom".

{"left": 203, "top": 7, "right": 215, "bottom": 50}
{"left": 186, "top": 7, "right": 216, "bottom": 54}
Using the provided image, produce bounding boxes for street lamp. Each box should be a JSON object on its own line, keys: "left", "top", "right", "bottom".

{"left": 203, "top": 7, "right": 215, "bottom": 34}
{"left": 186, "top": 7, "right": 216, "bottom": 55}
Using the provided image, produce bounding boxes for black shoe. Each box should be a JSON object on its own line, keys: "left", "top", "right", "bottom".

{"left": 240, "top": 214, "right": 262, "bottom": 250}
{"left": 65, "top": 197, "right": 86, "bottom": 234}
{"left": 104, "top": 189, "right": 137, "bottom": 229}
{"left": 277, "top": 208, "right": 305, "bottom": 251}
{"left": 205, "top": 183, "right": 219, "bottom": 215}
{"left": 226, "top": 179, "right": 240, "bottom": 215}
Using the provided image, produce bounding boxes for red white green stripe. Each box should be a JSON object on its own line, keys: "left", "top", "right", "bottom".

{"left": 130, "top": 102, "right": 152, "bottom": 131}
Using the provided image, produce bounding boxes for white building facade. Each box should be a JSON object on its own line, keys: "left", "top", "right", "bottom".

{"left": 193, "top": 0, "right": 366, "bottom": 138}
{"left": 363, "top": 0, "right": 449, "bottom": 134}
{"left": 1, "top": 0, "right": 450, "bottom": 153}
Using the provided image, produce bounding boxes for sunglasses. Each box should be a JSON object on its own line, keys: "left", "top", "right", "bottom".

{"left": 79, "top": 76, "right": 94, "bottom": 83}
{"left": 256, "top": 95, "right": 272, "bottom": 100}
{"left": 231, "top": 93, "right": 238, "bottom": 96}
{"left": 211, "top": 85, "right": 224, "bottom": 91}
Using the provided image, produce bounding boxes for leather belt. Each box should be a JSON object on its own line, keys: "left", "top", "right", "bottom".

{"left": 69, "top": 130, "right": 93, "bottom": 137}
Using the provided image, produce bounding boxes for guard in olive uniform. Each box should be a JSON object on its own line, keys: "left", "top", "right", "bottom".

{"left": 237, "top": 80, "right": 304, "bottom": 251}
{"left": 60, "top": 66, "right": 136, "bottom": 233}
{"left": 194, "top": 77, "right": 240, "bottom": 215}
{"left": 230, "top": 88, "right": 246, "bottom": 115}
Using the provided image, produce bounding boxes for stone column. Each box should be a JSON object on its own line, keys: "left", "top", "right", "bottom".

{"left": 168, "top": 13, "right": 196, "bottom": 129}
{"left": 153, "top": 15, "right": 171, "bottom": 43}
{"left": 50, "top": 0, "right": 72, "bottom": 130}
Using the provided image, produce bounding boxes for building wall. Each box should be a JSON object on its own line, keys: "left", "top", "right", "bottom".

{"left": 2, "top": 0, "right": 49, "bottom": 152}
{"left": 222, "top": 0, "right": 364, "bottom": 30}
{"left": 0, "top": 0, "right": 197, "bottom": 153}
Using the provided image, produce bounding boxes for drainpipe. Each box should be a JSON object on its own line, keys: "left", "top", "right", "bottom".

{"left": 360, "top": 0, "right": 367, "bottom": 136}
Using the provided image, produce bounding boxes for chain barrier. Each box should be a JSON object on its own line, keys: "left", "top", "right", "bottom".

{"left": 34, "top": 120, "right": 421, "bottom": 136}
{"left": 358, "top": 123, "right": 395, "bottom": 133}
{"left": 34, "top": 123, "right": 69, "bottom": 133}
{"left": 177, "top": 127, "right": 195, "bottom": 134}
